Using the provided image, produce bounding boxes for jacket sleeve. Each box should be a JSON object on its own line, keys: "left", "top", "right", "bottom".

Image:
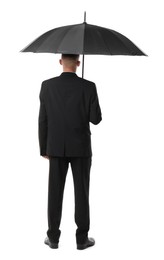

{"left": 38, "top": 82, "right": 48, "bottom": 156}
{"left": 89, "top": 84, "right": 102, "bottom": 125}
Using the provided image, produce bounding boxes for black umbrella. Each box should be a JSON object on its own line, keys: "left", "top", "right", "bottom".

{"left": 21, "top": 12, "right": 147, "bottom": 78}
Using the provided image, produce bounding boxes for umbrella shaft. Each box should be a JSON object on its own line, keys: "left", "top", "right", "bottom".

{"left": 82, "top": 54, "right": 85, "bottom": 78}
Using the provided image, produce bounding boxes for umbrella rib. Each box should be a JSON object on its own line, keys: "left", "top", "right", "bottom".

{"left": 55, "top": 23, "right": 84, "bottom": 54}
{"left": 97, "top": 27, "right": 113, "bottom": 55}
{"left": 94, "top": 24, "right": 135, "bottom": 55}
{"left": 20, "top": 28, "right": 55, "bottom": 52}
{"left": 95, "top": 25, "right": 129, "bottom": 55}
{"left": 56, "top": 26, "right": 76, "bottom": 53}
{"left": 36, "top": 25, "right": 73, "bottom": 53}
{"left": 35, "top": 28, "right": 60, "bottom": 52}
{"left": 109, "top": 29, "right": 139, "bottom": 55}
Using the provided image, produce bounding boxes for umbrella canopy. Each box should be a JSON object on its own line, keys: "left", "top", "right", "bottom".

{"left": 21, "top": 12, "right": 147, "bottom": 77}
{"left": 21, "top": 23, "right": 145, "bottom": 56}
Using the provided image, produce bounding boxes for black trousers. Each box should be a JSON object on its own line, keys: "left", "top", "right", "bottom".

{"left": 47, "top": 156, "right": 92, "bottom": 244}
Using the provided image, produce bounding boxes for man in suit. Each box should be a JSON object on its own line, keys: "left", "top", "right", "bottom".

{"left": 38, "top": 54, "right": 102, "bottom": 250}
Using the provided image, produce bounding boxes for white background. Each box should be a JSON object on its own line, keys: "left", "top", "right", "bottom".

{"left": 0, "top": 0, "right": 164, "bottom": 259}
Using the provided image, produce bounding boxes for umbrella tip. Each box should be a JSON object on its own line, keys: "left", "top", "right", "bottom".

{"left": 84, "top": 11, "right": 86, "bottom": 23}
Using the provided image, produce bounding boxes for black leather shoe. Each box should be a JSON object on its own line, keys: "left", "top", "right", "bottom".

{"left": 77, "top": 238, "right": 95, "bottom": 250}
{"left": 44, "top": 237, "right": 58, "bottom": 249}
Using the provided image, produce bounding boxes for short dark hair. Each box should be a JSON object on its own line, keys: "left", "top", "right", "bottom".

{"left": 61, "top": 54, "right": 79, "bottom": 60}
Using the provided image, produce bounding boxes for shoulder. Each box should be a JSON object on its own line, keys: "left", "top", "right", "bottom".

{"left": 78, "top": 77, "right": 95, "bottom": 86}
{"left": 42, "top": 76, "right": 60, "bottom": 86}
{"left": 41, "top": 77, "right": 60, "bottom": 94}
{"left": 77, "top": 77, "right": 96, "bottom": 92}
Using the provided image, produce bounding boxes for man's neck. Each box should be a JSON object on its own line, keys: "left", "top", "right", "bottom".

{"left": 63, "top": 70, "right": 76, "bottom": 73}
{"left": 63, "top": 66, "right": 76, "bottom": 73}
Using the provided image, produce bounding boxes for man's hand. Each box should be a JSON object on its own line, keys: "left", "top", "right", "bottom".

{"left": 42, "top": 155, "right": 50, "bottom": 160}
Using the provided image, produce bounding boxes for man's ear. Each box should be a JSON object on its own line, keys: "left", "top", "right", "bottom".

{"left": 77, "top": 61, "right": 80, "bottom": 67}
{"left": 59, "top": 59, "right": 62, "bottom": 65}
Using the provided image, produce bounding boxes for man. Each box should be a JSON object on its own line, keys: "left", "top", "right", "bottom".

{"left": 38, "top": 54, "right": 102, "bottom": 250}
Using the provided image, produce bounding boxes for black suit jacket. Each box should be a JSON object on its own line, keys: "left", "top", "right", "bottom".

{"left": 38, "top": 72, "right": 102, "bottom": 157}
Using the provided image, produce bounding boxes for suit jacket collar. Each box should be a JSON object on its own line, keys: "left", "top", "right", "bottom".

{"left": 60, "top": 72, "right": 78, "bottom": 78}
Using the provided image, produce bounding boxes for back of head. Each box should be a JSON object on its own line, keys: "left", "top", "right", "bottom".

{"left": 60, "top": 54, "right": 80, "bottom": 72}
{"left": 62, "top": 54, "right": 79, "bottom": 60}
{"left": 62, "top": 54, "right": 79, "bottom": 65}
